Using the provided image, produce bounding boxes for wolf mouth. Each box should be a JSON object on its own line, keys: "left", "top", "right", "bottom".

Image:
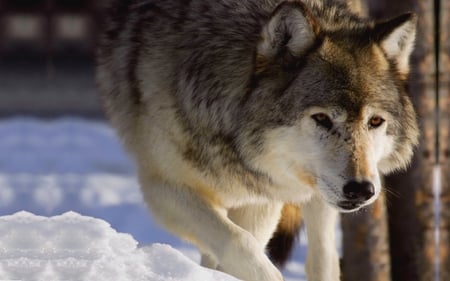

{"left": 337, "top": 200, "right": 363, "bottom": 211}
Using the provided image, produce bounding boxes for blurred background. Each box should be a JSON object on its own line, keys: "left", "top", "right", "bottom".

{"left": 0, "top": 0, "right": 104, "bottom": 116}
{"left": 0, "top": 0, "right": 448, "bottom": 281}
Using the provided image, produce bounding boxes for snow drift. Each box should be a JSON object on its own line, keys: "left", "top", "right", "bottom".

{"left": 0, "top": 211, "right": 238, "bottom": 281}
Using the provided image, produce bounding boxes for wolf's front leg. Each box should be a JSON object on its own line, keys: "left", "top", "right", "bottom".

{"left": 141, "top": 180, "right": 283, "bottom": 281}
{"left": 302, "top": 195, "right": 340, "bottom": 281}
{"left": 201, "top": 202, "right": 283, "bottom": 271}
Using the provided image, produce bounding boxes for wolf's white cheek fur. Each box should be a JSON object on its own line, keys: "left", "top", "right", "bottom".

{"left": 293, "top": 119, "right": 348, "bottom": 202}
{"left": 248, "top": 126, "right": 317, "bottom": 203}
{"left": 374, "top": 128, "right": 396, "bottom": 174}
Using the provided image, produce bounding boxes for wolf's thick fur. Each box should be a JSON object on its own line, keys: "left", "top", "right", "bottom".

{"left": 97, "top": 0, "right": 419, "bottom": 280}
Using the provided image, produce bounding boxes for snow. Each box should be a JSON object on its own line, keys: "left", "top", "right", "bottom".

{"left": 0, "top": 211, "right": 238, "bottom": 281}
{"left": 0, "top": 118, "right": 309, "bottom": 281}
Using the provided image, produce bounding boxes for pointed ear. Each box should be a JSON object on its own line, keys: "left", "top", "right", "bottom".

{"left": 257, "top": 2, "right": 319, "bottom": 64}
{"left": 374, "top": 13, "right": 417, "bottom": 75}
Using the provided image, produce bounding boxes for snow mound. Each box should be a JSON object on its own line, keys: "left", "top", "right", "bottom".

{"left": 0, "top": 211, "right": 239, "bottom": 281}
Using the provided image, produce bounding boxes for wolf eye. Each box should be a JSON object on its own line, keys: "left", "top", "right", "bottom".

{"left": 369, "top": 116, "right": 385, "bottom": 129}
{"left": 311, "top": 113, "right": 333, "bottom": 130}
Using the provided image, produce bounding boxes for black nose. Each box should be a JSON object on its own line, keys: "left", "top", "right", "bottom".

{"left": 343, "top": 180, "right": 375, "bottom": 201}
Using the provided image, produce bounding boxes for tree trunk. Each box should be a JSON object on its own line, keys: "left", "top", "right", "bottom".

{"left": 439, "top": 0, "right": 450, "bottom": 279}
{"left": 341, "top": 194, "right": 391, "bottom": 281}
{"left": 367, "top": 0, "right": 438, "bottom": 280}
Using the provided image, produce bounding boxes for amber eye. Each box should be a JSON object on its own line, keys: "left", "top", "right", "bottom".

{"left": 368, "top": 116, "right": 385, "bottom": 129}
{"left": 311, "top": 113, "right": 333, "bottom": 130}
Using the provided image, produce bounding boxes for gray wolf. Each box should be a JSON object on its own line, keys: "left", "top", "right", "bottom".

{"left": 97, "top": 0, "right": 419, "bottom": 280}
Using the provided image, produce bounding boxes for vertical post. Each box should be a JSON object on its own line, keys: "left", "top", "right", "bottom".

{"left": 45, "top": 0, "right": 53, "bottom": 79}
{"left": 0, "top": 1, "right": 3, "bottom": 53}
{"left": 367, "top": 0, "right": 437, "bottom": 280}
{"left": 341, "top": 2, "right": 391, "bottom": 281}
{"left": 439, "top": 0, "right": 450, "bottom": 279}
{"left": 341, "top": 194, "right": 391, "bottom": 281}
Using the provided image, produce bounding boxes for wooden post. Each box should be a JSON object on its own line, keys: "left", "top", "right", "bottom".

{"left": 439, "top": 0, "right": 450, "bottom": 279}
{"left": 341, "top": 194, "right": 391, "bottom": 281}
{"left": 367, "top": 0, "right": 438, "bottom": 280}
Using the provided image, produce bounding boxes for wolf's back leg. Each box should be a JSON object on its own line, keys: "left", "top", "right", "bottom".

{"left": 140, "top": 179, "right": 283, "bottom": 281}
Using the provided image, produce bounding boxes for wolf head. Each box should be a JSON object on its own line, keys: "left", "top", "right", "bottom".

{"left": 242, "top": 1, "right": 419, "bottom": 212}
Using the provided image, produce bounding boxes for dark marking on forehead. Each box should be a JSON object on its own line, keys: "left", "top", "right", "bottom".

{"left": 304, "top": 38, "right": 403, "bottom": 120}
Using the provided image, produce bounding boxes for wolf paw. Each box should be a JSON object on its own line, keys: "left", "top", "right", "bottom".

{"left": 219, "top": 235, "right": 284, "bottom": 281}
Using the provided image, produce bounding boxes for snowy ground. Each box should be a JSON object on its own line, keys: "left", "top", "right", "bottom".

{"left": 0, "top": 211, "right": 238, "bottom": 281}
{"left": 0, "top": 118, "right": 310, "bottom": 281}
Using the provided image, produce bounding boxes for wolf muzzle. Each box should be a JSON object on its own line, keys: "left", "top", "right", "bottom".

{"left": 339, "top": 180, "right": 375, "bottom": 210}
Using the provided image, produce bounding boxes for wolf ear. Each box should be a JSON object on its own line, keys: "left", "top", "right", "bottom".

{"left": 374, "top": 13, "right": 417, "bottom": 75}
{"left": 257, "top": 2, "right": 319, "bottom": 65}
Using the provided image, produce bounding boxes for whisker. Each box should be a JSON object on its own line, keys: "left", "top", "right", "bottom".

{"left": 383, "top": 185, "right": 401, "bottom": 198}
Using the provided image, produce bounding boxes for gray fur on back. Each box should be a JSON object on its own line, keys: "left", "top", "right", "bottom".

{"left": 97, "top": 0, "right": 367, "bottom": 136}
